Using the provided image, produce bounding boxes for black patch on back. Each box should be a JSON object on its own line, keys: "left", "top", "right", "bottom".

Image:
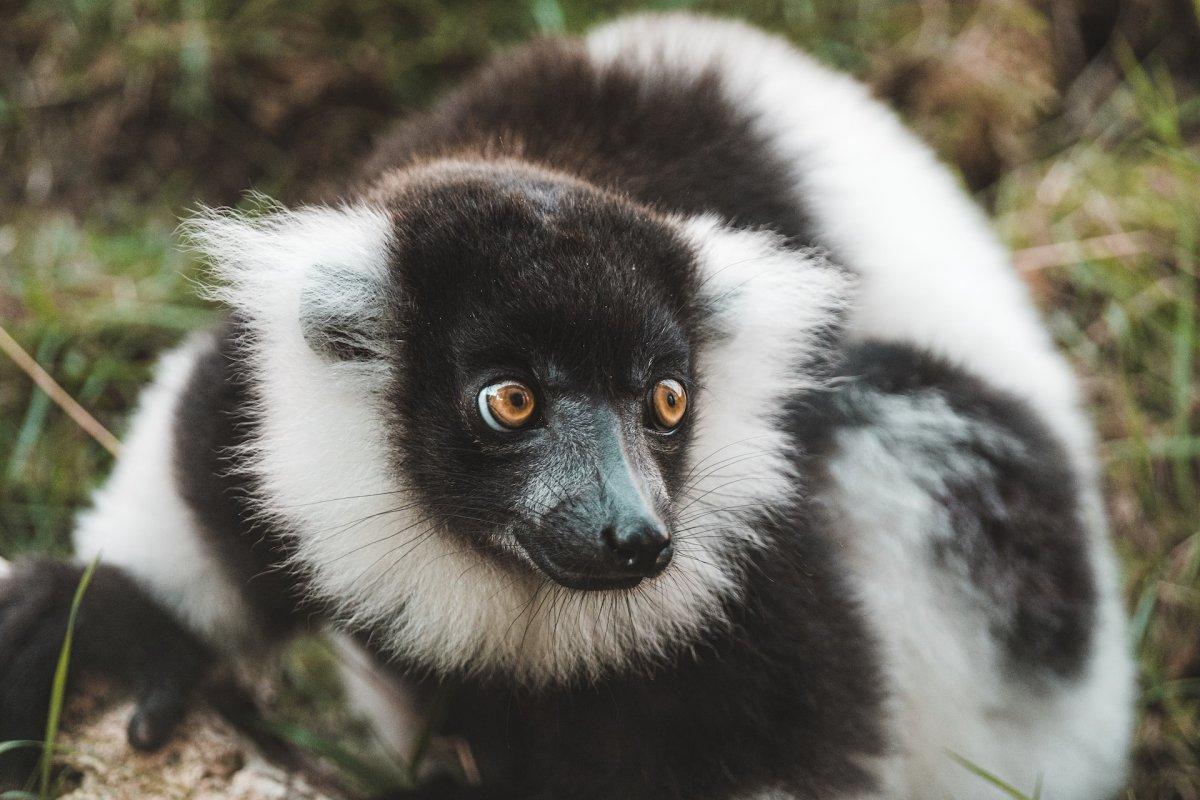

{"left": 798, "top": 340, "right": 1098, "bottom": 679}
{"left": 361, "top": 39, "right": 812, "bottom": 243}
{"left": 172, "top": 323, "right": 310, "bottom": 636}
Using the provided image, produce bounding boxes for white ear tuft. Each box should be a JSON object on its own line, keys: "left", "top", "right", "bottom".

{"left": 681, "top": 213, "right": 853, "bottom": 394}
{"left": 181, "top": 199, "right": 395, "bottom": 362}
{"left": 676, "top": 214, "right": 854, "bottom": 522}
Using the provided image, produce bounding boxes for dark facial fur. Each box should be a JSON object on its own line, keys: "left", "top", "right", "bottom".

{"left": 366, "top": 163, "right": 707, "bottom": 591}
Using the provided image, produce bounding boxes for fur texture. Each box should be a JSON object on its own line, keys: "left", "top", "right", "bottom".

{"left": 800, "top": 342, "right": 1130, "bottom": 799}
{"left": 73, "top": 332, "right": 258, "bottom": 647}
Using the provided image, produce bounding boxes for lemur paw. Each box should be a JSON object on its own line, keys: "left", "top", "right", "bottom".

{"left": 0, "top": 558, "right": 212, "bottom": 786}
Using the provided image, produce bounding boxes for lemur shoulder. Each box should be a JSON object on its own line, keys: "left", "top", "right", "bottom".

{"left": 0, "top": 13, "right": 1134, "bottom": 800}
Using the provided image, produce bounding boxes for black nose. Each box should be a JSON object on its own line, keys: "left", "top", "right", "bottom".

{"left": 602, "top": 521, "right": 673, "bottom": 578}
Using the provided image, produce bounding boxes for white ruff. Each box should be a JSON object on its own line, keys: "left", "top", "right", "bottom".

{"left": 186, "top": 202, "right": 849, "bottom": 684}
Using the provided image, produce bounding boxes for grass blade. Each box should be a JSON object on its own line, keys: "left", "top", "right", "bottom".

{"left": 0, "top": 743, "right": 41, "bottom": 758}
{"left": 947, "top": 752, "right": 1039, "bottom": 800}
{"left": 38, "top": 556, "right": 98, "bottom": 799}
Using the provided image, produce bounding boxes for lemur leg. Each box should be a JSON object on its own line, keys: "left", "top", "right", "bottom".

{"left": 0, "top": 559, "right": 211, "bottom": 785}
{"left": 0, "top": 335, "right": 263, "bottom": 785}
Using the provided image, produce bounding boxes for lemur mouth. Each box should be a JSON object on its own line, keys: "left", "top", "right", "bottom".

{"left": 549, "top": 571, "right": 645, "bottom": 592}
{"left": 518, "top": 545, "right": 649, "bottom": 592}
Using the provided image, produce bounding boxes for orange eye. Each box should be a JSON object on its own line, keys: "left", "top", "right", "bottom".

{"left": 479, "top": 381, "right": 537, "bottom": 431}
{"left": 650, "top": 379, "right": 687, "bottom": 430}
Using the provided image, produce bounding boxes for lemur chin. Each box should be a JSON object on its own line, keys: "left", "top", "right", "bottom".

{"left": 0, "top": 12, "right": 1134, "bottom": 800}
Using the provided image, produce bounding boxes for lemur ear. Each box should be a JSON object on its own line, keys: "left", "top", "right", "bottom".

{"left": 184, "top": 200, "right": 394, "bottom": 364}
{"left": 299, "top": 263, "right": 389, "bottom": 362}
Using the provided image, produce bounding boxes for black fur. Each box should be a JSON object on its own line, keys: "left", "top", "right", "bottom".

{"left": 378, "top": 164, "right": 707, "bottom": 586}
{"left": 0, "top": 559, "right": 211, "bottom": 787}
{"left": 360, "top": 39, "right": 813, "bottom": 245}
{"left": 796, "top": 341, "right": 1098, "bottom": 679}
{"left": 163, "top": 164, "right": 890, "bottom": 798}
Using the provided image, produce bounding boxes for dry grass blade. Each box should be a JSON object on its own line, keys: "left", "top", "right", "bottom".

{"left": 0, "top": 326, "right": 121, "bottom": 457}
{"left": 1013, "top": 231, "right": 1157, "bottom": 273}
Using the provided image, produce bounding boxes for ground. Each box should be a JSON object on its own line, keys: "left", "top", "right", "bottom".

{"left": 1, "top": 1, "right": 1197, "bottom": 798}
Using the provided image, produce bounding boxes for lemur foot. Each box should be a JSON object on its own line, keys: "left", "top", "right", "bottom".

{"left": 0, "top": 558, "right": 212, "bottom": 786}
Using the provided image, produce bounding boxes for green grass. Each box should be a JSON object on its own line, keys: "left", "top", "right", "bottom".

{"left": 949, "top": 752, "right": 1043, "bottom": 800}
{"left": 38, "top": 558, "right": 97, "bottom": 799}
{"left": 260, "top": 635, "right": 416, "bottom": 796}
{"left": 0, "top": 559, "right": 96, "bottom": 799}
{"left": 1, "top": 1, "right": 1197, "bottom": 797}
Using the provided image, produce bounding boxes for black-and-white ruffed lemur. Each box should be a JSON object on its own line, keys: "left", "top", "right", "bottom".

{"left": 0, "top": 13, "right": 1135, "bottom": 800}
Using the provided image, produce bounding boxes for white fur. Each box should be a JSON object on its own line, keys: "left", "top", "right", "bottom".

{"left": 73, "top": 332, "right": 258, "bottom": 648}
{"left": 182, "top": 200, "right": 849, "bottom": 684}
{"left": 676, "top": 214, "right": 851, "bottom": 540}
{"left": 589, "top": 14, "right": 1133, "bottom": 798}
{"left": 823, "top": 393, "right": 1132, "bottom": 800}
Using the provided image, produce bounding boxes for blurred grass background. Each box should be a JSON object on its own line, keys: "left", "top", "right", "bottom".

{"left": 0, "top": 0, "right": 1197, "bottom": 797}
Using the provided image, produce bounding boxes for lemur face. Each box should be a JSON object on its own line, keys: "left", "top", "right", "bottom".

{"left": 381, "top": 165, "right": 702, "bottom": 591}
{"left": 192, "top": 158, "right": 850, "bottom": 678}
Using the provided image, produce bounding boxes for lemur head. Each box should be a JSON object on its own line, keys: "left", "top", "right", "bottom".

{"left": 190, "top": 159, "right": 850, "bottom": 682}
